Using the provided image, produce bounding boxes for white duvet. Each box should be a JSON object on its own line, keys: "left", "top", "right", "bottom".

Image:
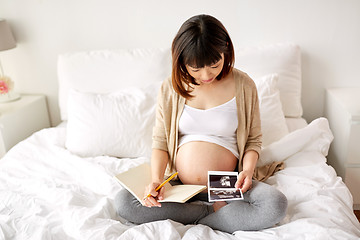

{"left": 0, "top": 118, "right": 359, "bottom": 240}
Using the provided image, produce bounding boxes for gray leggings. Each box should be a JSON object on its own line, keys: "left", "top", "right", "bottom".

{"left": 115, "top": 181, "right": 287, "bottom": 233}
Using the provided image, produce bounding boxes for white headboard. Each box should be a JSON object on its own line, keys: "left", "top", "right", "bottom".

{"left": 57, "top": 43, "right": 302, "bottom": 121}
{"left": 234, "top": 43, "right": 302, "bottom": 118}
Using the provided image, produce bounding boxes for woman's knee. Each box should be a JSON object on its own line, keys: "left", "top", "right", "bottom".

{"left": 261, "top": 185, "right": 288, "bottom": 225}
{"left": 269, "top": 189, "right": 288, "bottom": 222}
{"left": 250, "top": 182, "right": 288, "bottom": 226}
{"left": 114, "top": 189, "right": 140, "bottom": 220}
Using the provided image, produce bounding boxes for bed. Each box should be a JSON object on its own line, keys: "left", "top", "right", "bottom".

{"left": 1, "top": 43, "right": 359, "bottom": 240}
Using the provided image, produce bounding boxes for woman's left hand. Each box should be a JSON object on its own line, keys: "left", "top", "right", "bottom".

{"left": 235, "top": 170, "right": 253, "bottom": 193}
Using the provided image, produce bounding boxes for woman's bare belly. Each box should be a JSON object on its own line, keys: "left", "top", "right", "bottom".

{"left": 175, "top": 141, "right": 238, "bottom": 186}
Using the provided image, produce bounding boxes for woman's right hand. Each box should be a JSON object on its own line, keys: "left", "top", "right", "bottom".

{"left": 142, "top": 182, "right": 165, "bottom": 207}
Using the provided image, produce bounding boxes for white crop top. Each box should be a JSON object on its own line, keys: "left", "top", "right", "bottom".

{"left": 178, "top": 97, "right": 239, "bottom": 158}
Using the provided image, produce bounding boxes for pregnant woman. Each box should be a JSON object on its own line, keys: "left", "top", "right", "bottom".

{"left": 115, "top": 14, "right": 287, "bottom": 233}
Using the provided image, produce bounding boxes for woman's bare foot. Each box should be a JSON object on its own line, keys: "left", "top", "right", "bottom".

{"left": 213, "top": 201, "right": 227, "bottom": 212}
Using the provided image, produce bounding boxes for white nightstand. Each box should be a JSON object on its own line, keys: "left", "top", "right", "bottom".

{"left": 325, "top": 88, "right": 360, "bottom": 210}
{"left": 0, "top": 94, "right": 51, "bottom": 158}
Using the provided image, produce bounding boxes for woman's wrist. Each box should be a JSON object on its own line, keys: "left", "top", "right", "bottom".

{"left": 242, "top": 150, "right": 258, "bottom": 173}
{"left": 240, "top": 169, "right": 253, "bottom": 177}
{"left": 150, "top": 149, "right": 169, "bottom": 184}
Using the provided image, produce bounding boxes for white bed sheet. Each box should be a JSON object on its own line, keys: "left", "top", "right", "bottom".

{"left": 0, "top": 118, "right": 360, "bottom": 240}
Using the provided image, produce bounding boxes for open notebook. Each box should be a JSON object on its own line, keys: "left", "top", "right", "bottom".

{"left": 115, "top": 163, "right": 206, "bottom": 203}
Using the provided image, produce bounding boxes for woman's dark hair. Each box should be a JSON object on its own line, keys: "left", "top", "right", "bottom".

{"left": 171, "top": 14, "right": 235, "bottom": 99}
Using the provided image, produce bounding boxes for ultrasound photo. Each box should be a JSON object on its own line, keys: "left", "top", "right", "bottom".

{"left": 208, "top": 171, "right": 243, "bottom": 202}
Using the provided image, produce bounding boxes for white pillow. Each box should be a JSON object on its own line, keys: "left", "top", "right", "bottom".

{"left": 65, "top": 82, "right": 161, "bottom": 158}
{"left": 235, "top": 43, "right": 302, "bottom": 118}
{"left": 65, "top": 74, "right": 287, "bottom": 157}
{"left": 254, "top": 74, "right": 289, "bottom": 146}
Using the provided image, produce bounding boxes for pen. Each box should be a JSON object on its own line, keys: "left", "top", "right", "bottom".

{"left": 143, "top": 172, "right": 178, "bottom": 200}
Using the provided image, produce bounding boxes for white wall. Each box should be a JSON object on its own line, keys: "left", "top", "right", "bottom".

{"left": 1, "top": 0, "right": 359, "bottom": 126}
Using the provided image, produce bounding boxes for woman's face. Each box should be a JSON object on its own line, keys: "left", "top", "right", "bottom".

{"left": 185, "top": 53, "right": 225, "bottom": 85}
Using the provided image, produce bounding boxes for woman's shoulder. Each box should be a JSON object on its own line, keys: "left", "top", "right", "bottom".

{"left": 232, "top": 68, "right": 257, "bottom": 90}
{"left": 158, "top": 76, "right": 177, "bottom": 100}
{"left": 159, "top": 75, "right": 171, "bottom": 87}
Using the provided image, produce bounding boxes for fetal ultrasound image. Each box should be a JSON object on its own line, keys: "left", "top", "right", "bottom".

{"left": 209, "top": 174, "right": 237, "bottom": 188}
{"left": 208, "top": 172, "right": 243, "bottom": 202}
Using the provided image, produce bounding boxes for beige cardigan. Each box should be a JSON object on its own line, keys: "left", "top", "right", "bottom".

{"left": 152, "top": 68, "right": 283, "bottom": 180}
